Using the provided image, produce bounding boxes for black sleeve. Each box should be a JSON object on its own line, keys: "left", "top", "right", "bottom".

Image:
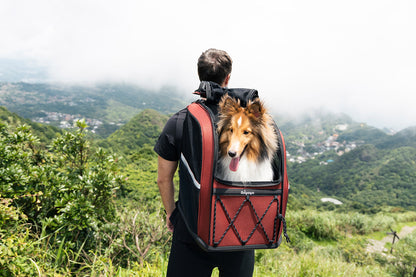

{"left": 154, "top": 109, "right": 187, "bottom": 161}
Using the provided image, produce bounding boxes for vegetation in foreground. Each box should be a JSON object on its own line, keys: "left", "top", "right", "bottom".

{"left": 1, "top": 117, "right": 416, "bottom": 276}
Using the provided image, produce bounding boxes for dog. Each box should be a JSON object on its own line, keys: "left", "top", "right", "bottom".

{"left": 216, "top": 95, "right": 278, "bottom": 182}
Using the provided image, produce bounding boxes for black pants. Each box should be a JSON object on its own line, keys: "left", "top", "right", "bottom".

{"left": 167, "top": 208, "right": 255, "bottom": 277}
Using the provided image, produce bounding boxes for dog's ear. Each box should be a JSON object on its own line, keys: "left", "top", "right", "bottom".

{"left": 219, "top": 94, "right": 240, "bottom": 115}
{"left": 247, "top": 99, "right": 264, "bottom": 120}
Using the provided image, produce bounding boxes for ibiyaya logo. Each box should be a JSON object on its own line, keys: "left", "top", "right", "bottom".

{"left": 240, "top": 190, "right": 255, "bottom": 195}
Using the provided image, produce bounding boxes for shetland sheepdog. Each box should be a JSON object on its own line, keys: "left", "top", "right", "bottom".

{"left": 216, "top": 95, "right": 278, "bottom": 182}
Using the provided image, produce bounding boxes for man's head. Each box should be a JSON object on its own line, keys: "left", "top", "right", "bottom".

{"left": 198, "top": 48, "right": 232, "bottom": 87}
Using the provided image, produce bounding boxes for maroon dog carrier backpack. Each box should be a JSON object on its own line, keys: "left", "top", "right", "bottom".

{"left": 176, "top": 81, "right": 290, "bottom": 251}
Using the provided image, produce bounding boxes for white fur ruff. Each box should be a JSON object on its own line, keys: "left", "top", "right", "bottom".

{"left": 217, "top": 155, "right": 274, "bottom": 182}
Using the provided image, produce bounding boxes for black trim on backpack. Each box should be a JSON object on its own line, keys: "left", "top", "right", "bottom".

{"left": 195, "top": 81, "right": 259, "bottom": 107}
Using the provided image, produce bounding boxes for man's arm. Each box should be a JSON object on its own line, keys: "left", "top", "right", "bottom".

{"left": 157, "top": 155, "right": 178, "bottom": 232}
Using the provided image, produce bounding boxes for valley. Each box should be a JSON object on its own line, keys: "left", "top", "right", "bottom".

{"left": 1, "top": 81, "right": 416, "bottom": 276}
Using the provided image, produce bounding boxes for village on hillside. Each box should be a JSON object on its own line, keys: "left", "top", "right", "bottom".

{"left": 33, "top": 111, "right": 105, "bottom": 132}
{"left": 287, "top": 124, "right": 363, "bottom": 164}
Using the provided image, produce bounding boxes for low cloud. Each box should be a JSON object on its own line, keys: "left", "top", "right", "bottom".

{"left": 1, "top": 0, "right": 415, "bottom": 130}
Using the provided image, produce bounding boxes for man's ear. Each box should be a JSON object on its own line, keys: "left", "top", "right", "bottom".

{"left": 221, "top": 74, "right": 231, "bottom": 87}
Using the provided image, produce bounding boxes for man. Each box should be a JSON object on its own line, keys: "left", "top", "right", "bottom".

{"left": 154, "top": 49, "right": 255, "bottom": 277}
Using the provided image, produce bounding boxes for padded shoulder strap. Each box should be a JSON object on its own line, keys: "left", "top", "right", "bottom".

{"left": 175, "top": 109, "right": 187, "bottom": 148}
{"left": 186, "top": 102, "right": 216, "bottom": 244}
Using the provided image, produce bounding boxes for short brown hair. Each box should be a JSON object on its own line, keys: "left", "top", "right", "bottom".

{"left": 197, "top": 48, "right": 232, "bottom": 85}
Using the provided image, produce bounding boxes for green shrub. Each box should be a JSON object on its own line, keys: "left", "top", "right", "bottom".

{"left": 390, "top": 231, "right": 416, "bottom": 276}
{"left": 0, "top": 231, "right": 42, "bottom": 277}
{"left": 338, "top": 237, "right": 373, "bottom": 265}
{"left": 0, "top": 120, "right": 125, "bottom": 274}
{"left": 289, "top": 210, "right": 341, "bottom": 240}
{"left": 392, "top": 211, "right": 416, "bottom": 223}
{"left": 339, "top": 212, "right": 395, "bottom": 235}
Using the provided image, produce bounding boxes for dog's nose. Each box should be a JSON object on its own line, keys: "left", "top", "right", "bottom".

{"left": 228, "top": 151, "right": 236, "bottom": 158}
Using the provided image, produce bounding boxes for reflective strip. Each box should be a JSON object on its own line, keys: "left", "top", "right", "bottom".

{"left": 180, "top": 153, "right": 200, "bottom": 189}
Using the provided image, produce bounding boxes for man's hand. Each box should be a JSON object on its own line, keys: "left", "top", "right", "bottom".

{"left": 166, "top": 212, "right": 174, "bottom": 233}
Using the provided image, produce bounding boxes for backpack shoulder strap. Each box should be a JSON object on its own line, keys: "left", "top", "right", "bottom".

{"left": 174, "top": 102, "right": 207, "bottom": 154}
{"left": 183, "top": 101, "right": 216, "bottom": 244}
{"left": 175, "top": 108, "right": 187, "bottom": 148}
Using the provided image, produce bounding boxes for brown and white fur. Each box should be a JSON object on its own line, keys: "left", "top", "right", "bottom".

{"left": 216, "top": 95, "right": 278, "bottom": 182}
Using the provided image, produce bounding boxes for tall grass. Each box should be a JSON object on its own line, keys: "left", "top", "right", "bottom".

{"left": 288, "top": 210, "right": 416, "bottom": 240}
{"left": 225, "top": 243, "right": 391, "bottom": 277}
{"left": 130, "top": 246, "right": 390, "bottom": 277}
{"left": 3, "top": 207, "right": 415, "bottom": 276}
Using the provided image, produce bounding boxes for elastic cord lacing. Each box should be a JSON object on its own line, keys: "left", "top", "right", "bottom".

{"left": 278, "top": 214, "right": 291, "bottom": 243}
{"left": 212, "top": 194, "right": 290, "bottom": 246}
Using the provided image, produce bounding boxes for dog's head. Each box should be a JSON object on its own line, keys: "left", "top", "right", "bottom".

{"left": 217, "top": 94, "right": 273, "bottom": 171}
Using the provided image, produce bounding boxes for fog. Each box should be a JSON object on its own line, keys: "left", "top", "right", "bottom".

{"left": 1, "top": 0, "right": 415, "bottom": 130}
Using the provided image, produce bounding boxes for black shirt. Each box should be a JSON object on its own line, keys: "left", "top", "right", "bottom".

{"left": 154, "top": 108, "right": 187, "bottom": 161}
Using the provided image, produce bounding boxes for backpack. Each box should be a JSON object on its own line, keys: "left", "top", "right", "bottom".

{"left": 175, "top": 81, "right": 290, "bottom": 251}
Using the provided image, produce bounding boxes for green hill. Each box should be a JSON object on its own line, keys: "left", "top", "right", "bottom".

{"left": 97, "top": 106, "right": 416, "bottom": 211}
{"left": 376, "top": 126, "right": 416, "bottom": 149}
{"left": 289, "top": 144, "right": 416, "bottom": 210}
{"left": 0, "top": 106, "right": 61, "bottom": 144}
{"left": 2, "top": 81, "right": 416, "bottom": 212}
{"left": 3, "top": 87, "right": 416, "bottom": 276}
{"left": 101, "top": 109, "right": 169, "bottom": 155}
{"left": 271, "top": 110, "right": 416, "bottom": 211}
{"left": 337, "top": 125, "right": 389, "bottom": 146}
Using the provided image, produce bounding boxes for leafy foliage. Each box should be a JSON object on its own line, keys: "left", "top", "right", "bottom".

{"left": 390, "top": 231, "right": 416, "bottom": 276}
{"left": 0, "top": 120, "right": 124, "bottom": 273}
{"left": 44, "top": 120, "right": 123, "bottom": 249}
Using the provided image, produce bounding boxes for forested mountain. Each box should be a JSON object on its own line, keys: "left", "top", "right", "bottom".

{"left": 290, "top": 145, "right": 416, "bottom": 210}
{"left": 275, "top": 111, "right": 378, "bottom": 161}
{"left": 100, "top": 109, "right": 169, "bottom": 156}
{"left": 2, "top": 89, "right": 416, "bottom": 275}
{"left": 98, "top": 105, "right": 416, "bottom": 211}
{"left": 1, "top": 82, "right": 416, "bottom": 211}
{"left": 0, "top": 82, "right": 186, "bottom": 137}
{"left": 376, "top": 126, "right": 416, "bottom": 149}
{"left": 280, "top": 110, "right": 416, "bottom": 210}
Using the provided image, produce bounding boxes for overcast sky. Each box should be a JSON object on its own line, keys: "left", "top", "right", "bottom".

{"left": 1, "top": 0, "right": 415, "bottom": 130}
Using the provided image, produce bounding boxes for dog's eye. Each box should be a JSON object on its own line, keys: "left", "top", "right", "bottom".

{"left": 243, "top": 130, "right": 249, "bottom": 135}
{"left": 229, "top": 128, "right": 233, "bottom": 133}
